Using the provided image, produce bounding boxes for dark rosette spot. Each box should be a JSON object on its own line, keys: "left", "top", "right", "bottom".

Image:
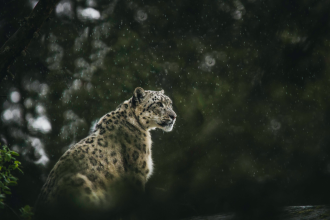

{"left": 60, "top": 154, "right": 68, "bottom": 161}
{"left": 105, "top": 172, "right": 114, "bottom": 180}
{"left": 97, "top": 162, "right": 104, "bottom": 171}
{"left": 98, "top": 138, "right": 108, "bottom": 147}
{"left": 85, "top": 138, "right": 94, "bottom": 144}
{"left": 106, "top": 124, "right": 114, "bottom": 131}
{"left": 134, "top": 168, "right": 140, "bottom": 174}
{"left": 78, "top": 153, "right": 85, "bottom": 160}
{"left": 99, "top": 180, "right": 106, "bottom": 190}
{"left": 72, "top": 178, "right": 85, "bottom": 187}
{"left": 123, "top": 158, "right": 128, "bottom": 172}
{"left": 87, "top": 173, "right": 97, "bottom": 182}
{"left": 99, "top": 127, "right": 106, "bottom": 135}
{"left": 85, "top": 187, "right": 92, "bottom": 194}
{"left": 133, "top": 151, "right": 139, "bottom": 161}
{"left": 121, "top": 144, "right": 127, "bottom": 153}
{"left": 89, "top": 157, "right": 97, "bottom": 166}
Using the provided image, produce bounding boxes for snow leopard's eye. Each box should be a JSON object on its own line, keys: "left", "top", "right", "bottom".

{"left": 157, "top": 102, "right": 164, "bottom": 107}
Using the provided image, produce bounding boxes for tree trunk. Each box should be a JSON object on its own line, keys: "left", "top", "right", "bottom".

{"left": 0, "top": 0, "right": 60, "bottom": 81}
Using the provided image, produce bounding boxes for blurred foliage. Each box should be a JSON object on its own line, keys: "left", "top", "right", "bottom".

{"left": 1, "top": 0, "right": 330, "bottom": 219}
{"left": 0, "top": 143, "right": 33, "bottom": 220}
{"left": 0, "top": 144, "right": 22, "bottom": 208}
{"left": 20, "top": 205, "right": 34, "bottom": 220}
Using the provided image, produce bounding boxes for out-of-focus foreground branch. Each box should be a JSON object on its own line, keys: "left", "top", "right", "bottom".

{"left": 0, "top": 0, "right": 60, "bottom": 82}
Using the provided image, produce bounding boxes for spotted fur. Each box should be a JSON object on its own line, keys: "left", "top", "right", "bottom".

{"left": 35, "top": 87, "right": 176, "bottom": 211}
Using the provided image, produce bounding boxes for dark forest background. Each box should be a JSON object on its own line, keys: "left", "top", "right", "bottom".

{"left": 1, "top": 0, "right": 330, "bottom": 219}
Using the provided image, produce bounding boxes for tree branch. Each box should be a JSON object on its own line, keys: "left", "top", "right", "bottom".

{"left": 0, "top": 0, "right": 60, "bottom": 82}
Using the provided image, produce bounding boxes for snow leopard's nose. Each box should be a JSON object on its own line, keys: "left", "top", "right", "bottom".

{"left": 169, "top": 112, "right": 177, "bottom": 120}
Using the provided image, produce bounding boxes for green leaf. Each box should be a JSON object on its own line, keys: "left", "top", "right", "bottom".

{"left": 0, "top": 143, "right": 24, "bottom": 208}
{"left": 5, "top": 153, "right": 11, "bottom": 162}
{"left": 9, "top": 176, "right": 18, "bottom": 181}
{"left": 10, "top": 151, "right": 19, "bottom": 156}
{"left": 8, "top": 181, "right": 17, "bottom": 186}
{"left": 20, "top": 205, "right": 34, "bottom": 219}
{"left": 22, "top": 205, "right": 31, "bottom": 212}
{"left": 17, "top": 168, "right": 23, "bottom": 174}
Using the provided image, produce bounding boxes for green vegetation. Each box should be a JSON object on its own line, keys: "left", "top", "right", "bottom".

{"left": 20, "top": 205, "right": 34, "bottom": 220}
{"left": 0, "top": 144, "right": 22, "bottom": 208}
{"left": 0, "top": 143, "right": 33, "bottom": 219}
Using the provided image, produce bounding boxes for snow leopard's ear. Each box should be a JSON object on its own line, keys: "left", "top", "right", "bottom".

{"left": 132, "top": 87, "right": 145, "bottom": 106}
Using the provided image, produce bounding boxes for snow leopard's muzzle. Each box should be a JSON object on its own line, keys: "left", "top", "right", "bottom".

{"left": 158, "top": 109, "right": 176, "bottom": 132}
